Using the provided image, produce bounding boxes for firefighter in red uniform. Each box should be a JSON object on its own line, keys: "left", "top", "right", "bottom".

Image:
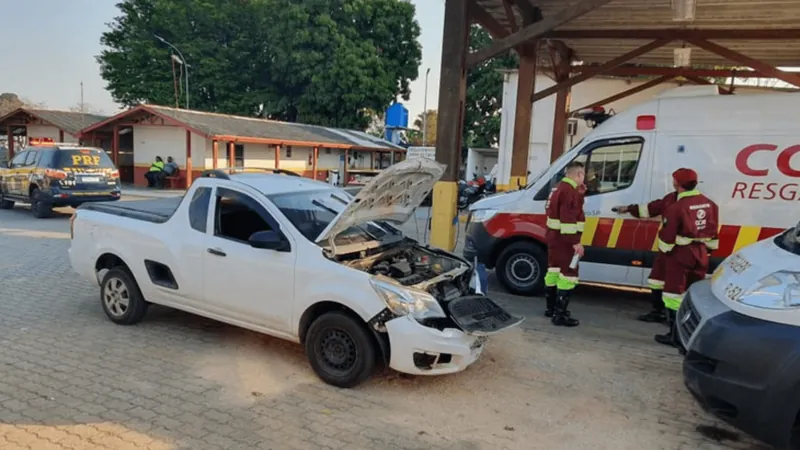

{"left": 543, "top": 161, "right": 586, "bottom": 327}
{"left": 652, "top": 168, "right": 719, "bottom": 348}
{"left": 614, "top": 190, "right": 680, "bottom": 324}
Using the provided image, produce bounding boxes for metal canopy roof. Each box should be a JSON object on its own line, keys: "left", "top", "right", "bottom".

{"left": 473, "top": 0, "right": 800, "bottom": 67}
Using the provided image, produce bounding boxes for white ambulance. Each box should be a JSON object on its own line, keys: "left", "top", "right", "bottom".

{"left": 464, "top": 87, "right": 800, "bottom": 295}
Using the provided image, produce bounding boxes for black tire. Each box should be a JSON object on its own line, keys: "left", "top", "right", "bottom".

{"left": 0, "top": 191, "right": 13, "bottom": 210}
{"left": 496, "top": 241, "right": 548, "bottom": 296}
{"left": 100, "top": 267, "right": 149, "bottom": 325}
{"left": 29, "top": 188, "right": 52, "bottom": 218}
{"left": 305, "top": 311, "right": 377, "bottom": 388}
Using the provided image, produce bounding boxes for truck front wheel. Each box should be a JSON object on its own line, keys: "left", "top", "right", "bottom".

{"left": 100, "top": 267, "right": 149, "bottom": 325}
{"left": 496, "top": 241, "right": 547, "bottom": 296}
{"left": 305, "top": 311, "right": 377, "bottom": 388}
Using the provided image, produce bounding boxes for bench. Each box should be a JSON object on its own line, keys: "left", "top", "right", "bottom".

{"left": 163, "top": 168, "right": 182, "bottom": 189}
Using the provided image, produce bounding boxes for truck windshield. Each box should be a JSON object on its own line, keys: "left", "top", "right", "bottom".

{"left": 775, "top": 222, "right": 800, "bottom": 255}
{"left": 268, "top": 189, "right": 401, "bottom": 245}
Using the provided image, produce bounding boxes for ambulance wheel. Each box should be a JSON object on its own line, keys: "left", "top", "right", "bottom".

{"left": 496, "top": 241, "right": 546, "bottom": 296}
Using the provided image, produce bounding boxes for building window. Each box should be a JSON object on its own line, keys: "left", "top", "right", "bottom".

{"left": 285, "top": 146, "right": 292, "bottom": 158}
{"left": 325, "top": 148, "right": 331, "bottom": 155}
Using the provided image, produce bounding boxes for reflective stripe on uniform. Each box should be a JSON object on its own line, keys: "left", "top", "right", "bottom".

{"left": 638, "top": 204, "right": 649, "bottom": 218}
{"left": 560, "top": 223, "right": 578, "bottom": 235}
{"left": 545, "top": 268, "right": 561, "bottom": 287}
{"left": 557, "top": 274, "right": 579, "bottom": 291}
{"left": 676, "top": 235, "right": 719, "bottom": 248}
{"left": 663, "top": 292, "right": 683, "bottom": 311}
{"left": 577, "top": 221, "right": 585, "bottom": 232}
{"left": 647, "top": 278, "right": 665, "bottom": 290}
{"left": 657, "top": 238, "right": 675, "bottom": 253}
{"left": 546, "top": 218, "right": 561, "bottom": 230}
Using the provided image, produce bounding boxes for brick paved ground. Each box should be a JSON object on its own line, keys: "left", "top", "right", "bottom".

{"left": 0, "top": 200, "right": 770, "bottom": 450}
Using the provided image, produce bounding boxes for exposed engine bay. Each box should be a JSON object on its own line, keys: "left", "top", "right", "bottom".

{"left": 343, "top": 244, "right": 473, "bottom": 302}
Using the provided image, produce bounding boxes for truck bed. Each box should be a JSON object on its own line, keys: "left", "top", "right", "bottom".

{"left": 78, "top": 197, "right": 182, "bottom": 224}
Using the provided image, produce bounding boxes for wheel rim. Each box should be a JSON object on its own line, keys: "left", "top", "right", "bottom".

{"left": 103, "top": 277, "right": 130, "bottom": 317}
{"left": 315, "top": 328, "right": 358, "bottom": 376}
{"left": 506, "top": 253, "right": 540, "bottom": 288}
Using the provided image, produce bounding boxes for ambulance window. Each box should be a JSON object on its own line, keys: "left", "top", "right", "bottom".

{"left": 583, "top": 140, "right": 643, "bottom": 196}
{"left": 533, "top": 138, "right": 643, "bottom": 200}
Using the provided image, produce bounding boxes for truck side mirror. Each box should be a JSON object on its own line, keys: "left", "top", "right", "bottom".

{"left": 249, "top": 230, "right": 290, "bottom": 252}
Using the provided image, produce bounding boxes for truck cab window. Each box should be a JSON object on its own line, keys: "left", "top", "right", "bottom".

{"left": 189, "top": 187, "right": 212, "bottom": 233}
{"left": 213, "top": 189, "right": 274, "bottom": 243}
{"left": 9, "top": 152, "right": 27, "bottom": 168}
{"left": 23, "top": 151, "right": 38, "bottom": 166}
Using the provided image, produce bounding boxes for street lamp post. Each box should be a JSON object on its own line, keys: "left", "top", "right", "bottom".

{"left": 422, "top": 67, "right": 431, "bottom": 146}
{"left": 154, "top": 34, "right": 190, "bottom": 109}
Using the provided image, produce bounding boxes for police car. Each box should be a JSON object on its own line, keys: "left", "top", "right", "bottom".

{"left": 0, "top": 142, "right": 121, "bottom": 218}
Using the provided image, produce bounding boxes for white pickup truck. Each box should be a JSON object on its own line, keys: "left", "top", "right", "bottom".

{"left": 68, "top": 160, "right": 523, "bottom": 388}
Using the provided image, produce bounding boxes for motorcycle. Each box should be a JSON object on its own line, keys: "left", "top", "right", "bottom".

{"left": 458, "top": 179, "right": 487, "bottom": 210}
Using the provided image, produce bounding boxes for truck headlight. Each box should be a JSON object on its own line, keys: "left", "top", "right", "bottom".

{"left": 370, "top": 279, "right": 446, "bottom": 320}
{"left": 470, "top": 209, "right": 498, "bottom": 223}
{"left": 736, "top": 271, "right": 800, "bottom": 309}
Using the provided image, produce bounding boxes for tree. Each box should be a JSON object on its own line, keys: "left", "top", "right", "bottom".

{"left": 0, "top": 93, "right": 46, "bottom": 117}
{"left": 97, "top": 0, "right": 422, "bottom": 130}
{"left": 408, "top": 109, "right": 437, "bottom": 146}
{"left": 463, "top": 25, "right": 518, "bottom": 148}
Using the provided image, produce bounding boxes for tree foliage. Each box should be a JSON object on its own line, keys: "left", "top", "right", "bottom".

{"left": 0, "top": 93, "right": 45, "bottom": 117}
{"left": 97, "top": 0, "right": 422, "bottom": 130}
{"left": 408, "top": 109, "right": 437, "bottom": 146}
{"left": 463, "top": 25, "right": 518, "bottom": 148}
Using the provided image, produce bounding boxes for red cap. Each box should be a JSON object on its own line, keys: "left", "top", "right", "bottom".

{"left": 672, "top": 168, "right": 698, "bottom": 188}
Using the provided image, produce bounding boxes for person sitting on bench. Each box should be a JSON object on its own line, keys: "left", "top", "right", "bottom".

{"left": 161, "top": 157, "right": 179, "bottom": 186}
{"left": 145, "top": 156, "right": 164, "bottom": 187}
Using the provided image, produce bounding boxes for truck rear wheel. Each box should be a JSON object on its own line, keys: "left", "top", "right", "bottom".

{"left": 496, "top": 241, "right": 547, "bottom": 296}
{"left": 0, "top": 191, "right": 13, "bottom": 210}
{"left": 30, "top": 188, "right": 52, "bottom": 219}
{"left": 100, "top": 267, "right": 149, "bottom": 325}
{"left": 305, "top": 311, "right": 377, "bottom": 388}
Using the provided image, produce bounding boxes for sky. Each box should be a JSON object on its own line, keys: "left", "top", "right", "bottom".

{"left": 0, "top": 0, "right": 444, "bottom": 121}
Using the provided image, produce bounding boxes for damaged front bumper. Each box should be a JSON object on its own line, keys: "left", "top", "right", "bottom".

{"left": 376, "top": 296, "right": 524, "bottom": 375}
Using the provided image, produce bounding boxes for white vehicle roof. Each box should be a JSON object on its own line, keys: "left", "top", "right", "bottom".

{"left": 591, "top": 89, "right": 800, "bottom": 136}
{"left": 207, "top": 158, "right": 445, "bottom": 245}
{"left": 230, "top": 172, "right": 334, "bottom": 195}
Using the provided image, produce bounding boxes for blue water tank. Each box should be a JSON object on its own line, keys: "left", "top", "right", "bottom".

{"left": 385, "top": 103, "right": 409, "bottom": 129}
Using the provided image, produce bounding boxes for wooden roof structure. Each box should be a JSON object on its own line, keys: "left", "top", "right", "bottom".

{"left": 470, "top": 0, "right": 800, "bottom": 69}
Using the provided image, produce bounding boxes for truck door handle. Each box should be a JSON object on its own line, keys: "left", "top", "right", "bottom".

{"left": 207, "top": 248, "right": 226, "bottom": 257}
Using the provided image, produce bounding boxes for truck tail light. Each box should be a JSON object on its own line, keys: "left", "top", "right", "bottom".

{"left": 109, "top": 170, "right": 120, "bottom": 179}
{"left": 44, "top": 169, "right": 68, "bottom": 180}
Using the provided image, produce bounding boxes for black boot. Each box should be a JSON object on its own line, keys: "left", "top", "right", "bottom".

{"left": 544, "top": 286, "right": 556, "bottom": 318}
{"left": 552, "top": 290, "right": 579, "bottom": 327}
{"left": 638, "top": 289, "right": 667, "bottom": 323}
{"left": 655, "top": 310, "right": 677, "bottom": 347}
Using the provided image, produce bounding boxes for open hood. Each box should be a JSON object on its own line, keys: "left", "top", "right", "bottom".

{"left": 315, "top": 158, "right": 445, "bottom": 244}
